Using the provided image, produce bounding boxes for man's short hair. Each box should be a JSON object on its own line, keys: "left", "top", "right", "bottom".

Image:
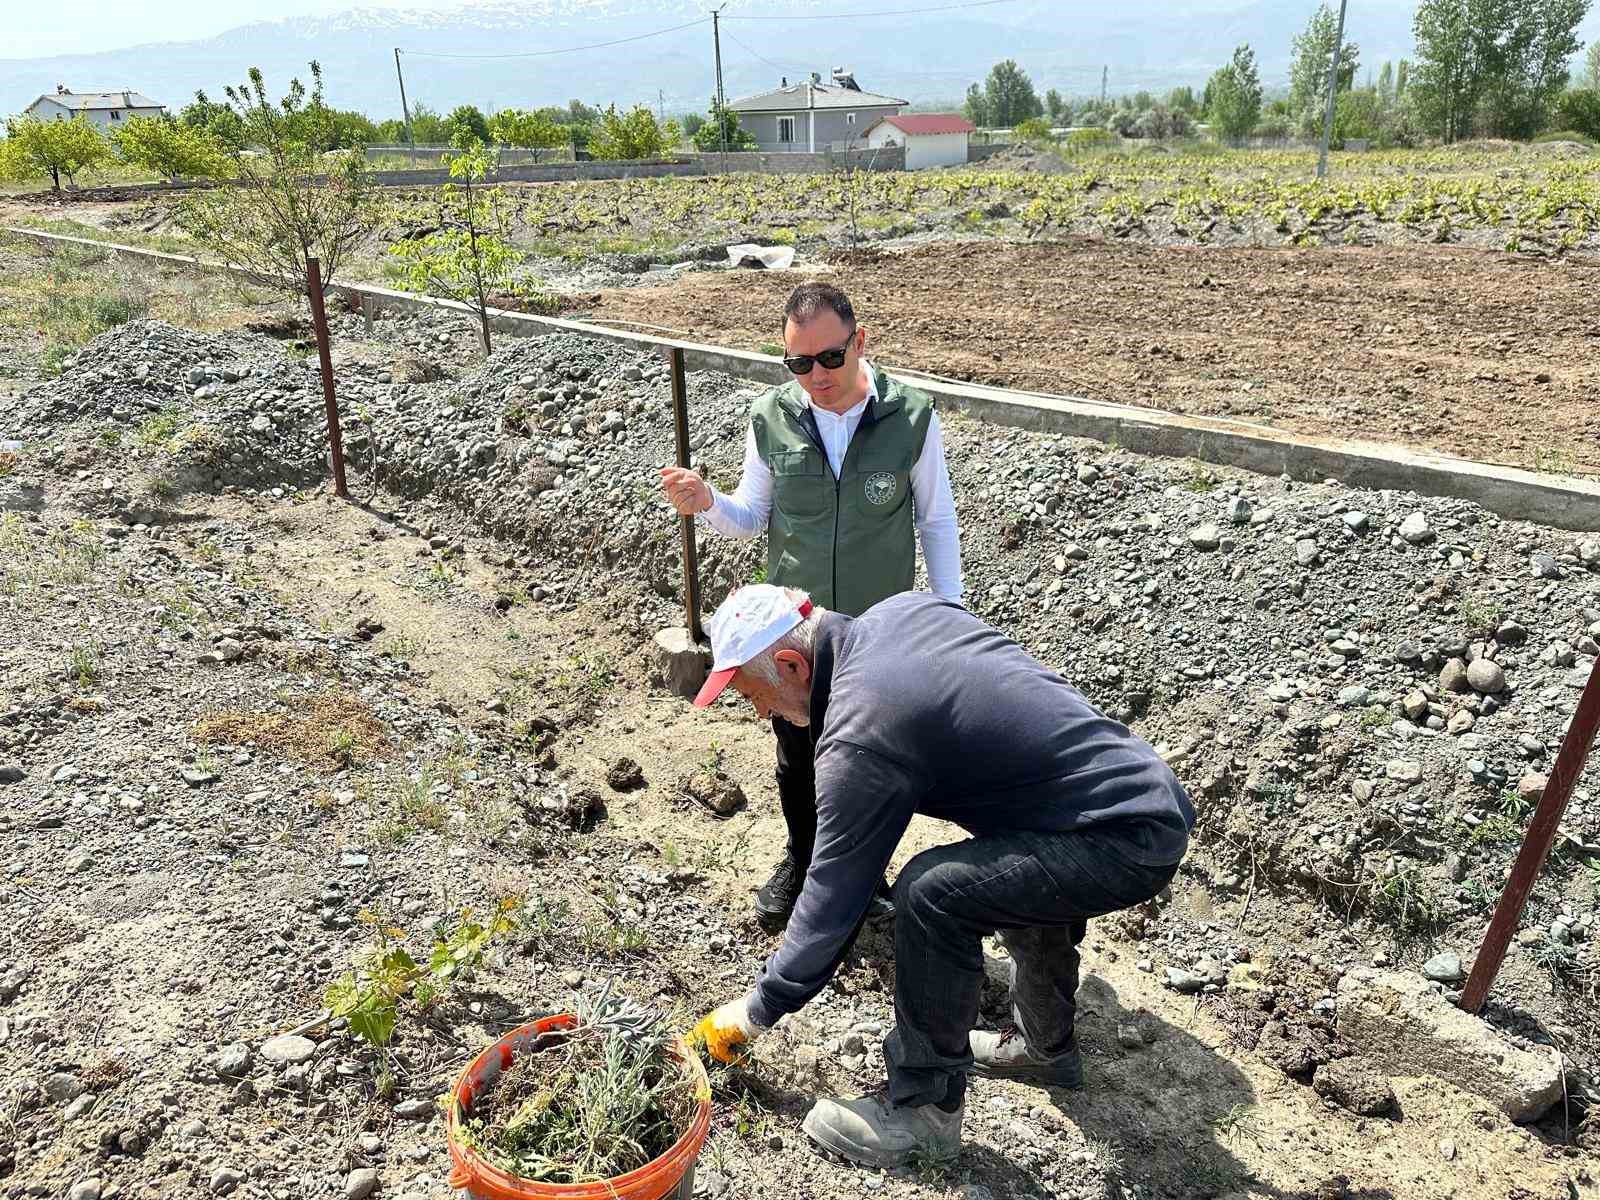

{"left": 784, "top": 282, "right": 855, "bottom": 330}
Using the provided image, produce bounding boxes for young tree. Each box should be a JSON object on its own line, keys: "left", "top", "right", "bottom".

{"left": 588, "top": 105, "right": 681, "bottom": 160}
{"left": 1289, "top": 4, "right": 1362, "bottom": 137}
{"left": 681, "top": 113, "right": 706, "bottom": 137}
{"left": 488, "top": 108, "right": 565, "bottom": 159}
{"left": 1377, "top": 61, "right": 1396, "bottom": 108}
{"left": 1493, "top": 0, "right": 1589, "bottom": 138}
{"left": 180, "top": 89, "right": 246, "bottom": 150}
{"left": 1165, "top": 86, "right": 1199, "bottom": 115}
{"left": 984, "top": 59, "right": 1044, "bottom": 127}
{"left": 691, "top": 97, "right": 755, "bottom": 151}
{"left": 963, "top": 83, "right": 991, "bottom": 126}
{"left": 1206, "top": 45, "right": 1263, "bottom": 143}
{"left": 389, "top": 142, "right": 524, "bottom": 356}
{"left": 1587, "top": 40, "right": 1600, "bottom": 89}
{"left": 0, "top": 114, "right": 109, "bottom": 192}
{"left": 1397, "top": 59, "right": 1411, "bottom": 97}
{"left": 175, "top": 63, "right": 375, "bottom": 291}
{"left": 1556, "top": 85, "right": 1600, "bottom": 136}
{"left": 407, "top": 103, "right": 451, "bottom": 144}
{"left": 111, "top": 114, "right": 228, "bottom": 182}
{"left": 1045, "top": 88, "right": 1065, "bottom": 121}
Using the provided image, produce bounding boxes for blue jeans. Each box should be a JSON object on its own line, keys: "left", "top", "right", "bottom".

{"left": 884, "top": 825, "right": 1181, "bottom": 1108}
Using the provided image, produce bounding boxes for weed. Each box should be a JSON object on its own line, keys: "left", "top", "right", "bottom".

{"left": 1458, "top": 594, "right": 1503, "bottom": 634}
{"left": 1359, "top": 705, "right": 1391, "bottom": 729}
{"left": 758, "top": 342, "right": 783, "bottom": 357}
{"left": 0, "top": 451, "right": 16, "bottom": 478}
{"left": 1499, "top": 787, "right": 1532, "bottom": 821}
{"left": 326, "top": 727, "right": 359, "bottom": 768}
{"left": 1586, "top": 859, "right": 1600, "bottom": 900}
{"left": 147, "top": 470, "right": 177, "bottom": 500}
{"left": 194, "top": 690, "right": 387, "bottom": 772}
{"left": 1183, "top": 461, "right": 1221, "bottom": 492}
{"left": 1210, "top": 1103, "right": 1264, "bottom": 1148}
{"left": 699, "top": 740, "right": 726, "bottom": 775}
{"left": 749, "top": 563, "right": 768, "bottom": 585}
{"left": 1529, "top": 445, "right": 1578, "bottom": 476}
{"left": 906, "top": 1139, "right": 961, "bottom": 1182}
{"left": 386, "top": 632, "right": 426, "bottom": 663}
{"left": 134, "top": 411, "right": 182, "bottom": 451}
{"left": 1367, "top": 865, "right": 1444, "bottom": 948}
{"left": 69, "top": 643, "right": 99, "bottom": 688}
{"left": 661, "top": 842, "right": 683, "bottom": 868}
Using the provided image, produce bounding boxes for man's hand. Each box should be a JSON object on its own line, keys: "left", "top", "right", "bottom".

{"left": 659, "top": 466, "right": 712, "bottom": 517}
{"left": 690, "top": 994, "right": 764, "bottom": 1064}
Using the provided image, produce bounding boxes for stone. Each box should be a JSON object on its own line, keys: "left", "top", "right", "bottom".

{"left": 1187, "top": 524, "right": 1221, "bottom": 552}
{"left": 652, "top": 627, "right": 711, "bottom": 702}
{"left": 394, "top": 1098, "right": 434, "bottom": 1120}
{"left": 1336, "top": 969, "right": 1563, "bottom": 1121}
{"left": 1439, "top": 658, "right": 1471, "bottom": 693}
{"left": 1421, "top": 951, "right": 1464, "bottom": 984}
{"left": 1116, "top": 1022, "right": 1144, "bottom": 1049}
{"left": 1578, "top": 540, "right": 1600, "bottom": 565}
{"left": 1466, "top": 658, "right": 1506, "bottom": 694}
{"left": 681, "top": 770, "right": 745, "bottom": 817}
{"left": 1402, "top": 690, "right": 1428, "bottom": 721}
{"left": 44, "top": 1072, "right": 82, "bottom": 1102}
{"left": 0, "top": 764, "right": 23, "bottom": 784}
{"left": 1076, "top": 464, "right": 1100, "bottom": 485}
{"left": 260, "top": 1034, "right": 317, "bottom": 1066}
{"left": 1518, "top": 773, "right": 1548, "bottom": 806}
{"left": 346, "top": 1169, "right": 380, "bottom": 1200}
{"left": 210, "top": 1168, "right": 245, "bottom": 1196}
{"left": 605, "top": 757, "right": 645, "bottom": 792}
{"left": 1342, "top": 511, "right": 1370, "bottom": 534}
{"left": 1163, "top": 967, "right": 1207, "bottom": 994}
{"left": 1385, "top": 759, "right": 1422, "bottom": 786}
{"left": 1447, "top": 710, "right": 1475, "bottom": 735}
{"left": 1399, "top": 512, "right": 1434, "bottom": 545}
{"left": 1294, "top": 539, "right": 1321, "bottom": 567}
{"left": 62, "top": 1094, "right": 95, "bottom": 1121}
{"left": 1337, "top": 685, "right": 1370, "bottom": 708}
{"left": 213, "top": 1042, "right": 252, "bottom": 1077}
{"left": 68, "top": 1182, "right": 101, "bottom": 1200}
{"left": 1494, "top": 621, "right": 1528, "bottom": 646}
{"left": 1531, "top": 552, "right": 1563, "bottom": 580}
{"left": 1312, "top": 1057, "right": 1396, "bottom": 1116}
{"left": 1226, "top": 496, "right": 1252, "bottom": 525}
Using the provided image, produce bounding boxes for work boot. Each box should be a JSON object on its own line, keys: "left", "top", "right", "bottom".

{"left": 754, "top": 852, "right": 803, "bottom": 931}
{"left": 968, "top": 1027, "right": 1083, "bottom": 1088}
{"left": 802, "top": 1093, "right": 963, "bottom": 1169}
{"left": 866, "top": 876, "right": 896, "bottom": 924}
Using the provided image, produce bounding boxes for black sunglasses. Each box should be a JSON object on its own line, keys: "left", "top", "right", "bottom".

{"left": 783, "top": 330, "right": 857, "bottom": 375}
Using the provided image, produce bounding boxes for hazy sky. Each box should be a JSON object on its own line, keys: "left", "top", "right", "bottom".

{"left": 18, "top": 0, "right": 425, "bottom": 58}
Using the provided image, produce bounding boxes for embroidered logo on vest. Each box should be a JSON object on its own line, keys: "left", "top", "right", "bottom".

{"left": 864, "top": 471, "right": 898, "bottom": 506}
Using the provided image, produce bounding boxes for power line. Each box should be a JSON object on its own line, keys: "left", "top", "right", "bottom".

{"left": 725, "top": 0, "right": 1020, "bottom": 19}
{"left": 399, "top": 16, "right": 709, "bottom": 60}
{"left": 721, "top": 29, "right": 793, "bottom": 76}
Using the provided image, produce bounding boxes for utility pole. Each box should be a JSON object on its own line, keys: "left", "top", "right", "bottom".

{"left": 1317, "top": 0, "right": 1350, "bottom": 180}
{"left": 658, "top": 88, "right": 665, "bottom": 122}
{"left": 393, "top": 48, "right": 416, "bottom": 167}
{"left": 713, "top": 6, "right": 728, "bottom": 166}
{"left": 1101, "top": 65, "right": 1107, "bottom": 106}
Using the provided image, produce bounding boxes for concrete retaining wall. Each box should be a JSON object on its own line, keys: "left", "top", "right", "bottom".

{"left": 7, "top": 224, "right": 1600, "bottom": 531}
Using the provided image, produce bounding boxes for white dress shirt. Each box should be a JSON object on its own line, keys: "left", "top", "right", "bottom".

{"left": 699, "top": 362, "right": 963, "bottom": 601}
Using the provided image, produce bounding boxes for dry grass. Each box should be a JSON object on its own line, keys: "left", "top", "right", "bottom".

{"left": 193, "top": 689, "right": 388, "bottom": 770}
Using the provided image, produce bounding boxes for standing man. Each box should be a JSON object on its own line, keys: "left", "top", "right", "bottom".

{"left": 659, "top": 282, "right": 962, "bottom": 931}
{"left": 688, "top": 585, "right": 1196, "bottom": 1168}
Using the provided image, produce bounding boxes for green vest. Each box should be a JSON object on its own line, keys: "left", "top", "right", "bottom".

{"left": 750, "top": 369, "right": 934, "bottom": 617}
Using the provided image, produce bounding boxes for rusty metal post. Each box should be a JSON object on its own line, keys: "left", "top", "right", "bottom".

{"left": 1459, "top": 654, "right": 1600, "bottom": 1013}
{"left": 305, "top": 257, "right": 348, "bottom": 500}
{"left": 669, "top": 347, "right": 703, "bottom": 643}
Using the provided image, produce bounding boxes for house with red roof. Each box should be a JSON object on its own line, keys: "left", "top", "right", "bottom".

{"left": 862, "top": 113, "right": 975, "bottom": 170}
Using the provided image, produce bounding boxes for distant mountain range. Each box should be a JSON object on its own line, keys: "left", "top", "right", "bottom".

{"left": 5, "top": 0, "right": 1598, "bottom": 123}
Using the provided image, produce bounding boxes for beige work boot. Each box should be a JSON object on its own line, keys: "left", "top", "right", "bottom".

{"left": 802, "top": 1092, "right": 963, "bottom": 1169}
{"left": 969, "top": 1026, "right": 1083, "bottom": 1088}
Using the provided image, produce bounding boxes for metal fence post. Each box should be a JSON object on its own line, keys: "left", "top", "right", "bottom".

{"left": 305, "top": 256, "right": 348, "bottom": 500}
{"left": 668, "top": 347, "right": 703, "bottom": 643}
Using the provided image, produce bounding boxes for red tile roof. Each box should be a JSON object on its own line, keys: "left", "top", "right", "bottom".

{"left": 874, "top": 114, "right": 975, "bottom": 136}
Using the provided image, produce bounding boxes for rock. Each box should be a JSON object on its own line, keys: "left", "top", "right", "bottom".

{"left": 1578, "top": 540, "right": 1600, "bottom": 565}
{"left": 652, "top": 627, "right": 711, "bottom": 701}
{"left": 43, "top": 1072, "right": 82, "bottom": 1102}
{"left": 1342, "top": 511, "right": 1370, "bottom": 533}
{"left": 1399, "top": 512, "right": 1434, "bottom": 545}
{"left": 1312, "top": 1057, "right": 1396, "bottom": 1116}
{"left": 1439, "top": 658, "right": 1471, "bottom": 693}
{"left": 1337, "top": 685, "right": 1370, "bottom": 708}
{"left": 1494, "top": 620, "right": 1528, "bottom": 646}
{"left": 260, "top": 1034, "right": 317, "bottom": 1066}
{"left": 1518, "top": 773, "right": 1547, "bottom": 805}
{"left": 1076, "top": 464, "right": 1100, "bottom": 485}
{"left": 1163, "top": 967, "right": 1207, "bottom": 994}
{"left": 1226, "top": 496, "right": 1253, "bottom": 525}
{"left": 1447, "top": 710, "right": 1475, "bottom": 735}
{"left": 1336, "top": 969, "right": 1563, "bottom": 1121}
{"left": 394, "top": 1098, "right": 434, "bottom": 1120}
{"left": 346, "top": 1168, "right": 380, "bottom": 1200}
{"left": 214, "top": 1042, "right": 252, "bottom": 1077}
{"left": 605, "top": 757, "right": 645, "bottom": 792}
{"left": 1384, "top": 759, "right": 1422, "bottom": 786}
{"left": 68, "top": 1181, "right": 101, "bottom": 1200}
{"left": 1402, "top": 690, "right": 1428, "bottom": 721}
{"left": 1466, "top": 658, "right": 1506, "bottom": 694}
{"left": 681, "top": 770, "right": 745, "bottom": 817}
{"left": 1294, "top": 539, "right": 1320, "bottom": 567}
{"left": 1421, "top": 951, "right": 1465, "bottom": 984}
{"left": 1531, "top": 552, "right": 1563, "bottom": 580}
{"left": 1187, "top": 523, "right": 1221, "bottom": 552}
{"left": 1116, "top": 1022, "right": 1144, "bottom": 1049}
{"left": 0, "top": 764, "right": 23, "bottom": 784}
{"left": 210, "top": 1168, "right": 245, "bottom": 1196}
{"left": 62, "top": 1094, "right": 95, "bottom": 1121}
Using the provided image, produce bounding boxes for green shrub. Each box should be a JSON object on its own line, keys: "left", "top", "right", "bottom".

{"left": 1015, "top": 117, "right": 1053, "bottom": 142}
{"left": 1064, "top": 128, "right": 1114, "bottom": 152}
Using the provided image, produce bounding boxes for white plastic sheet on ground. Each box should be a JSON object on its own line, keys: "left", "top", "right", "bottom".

{"left": 725, "top": 243, "right": 796, "bottom": 270}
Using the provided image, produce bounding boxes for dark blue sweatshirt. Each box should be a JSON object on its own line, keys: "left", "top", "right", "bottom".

{"left": 748, "top": 592, "right": 1196, "bottom": 1028}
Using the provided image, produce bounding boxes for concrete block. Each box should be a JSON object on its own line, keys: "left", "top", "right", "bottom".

{"left": 653, "top": 627, "right": 710, "bottom": 701}
{"left": 1335, "top": 968, "right": 1562, "bottom": 1122}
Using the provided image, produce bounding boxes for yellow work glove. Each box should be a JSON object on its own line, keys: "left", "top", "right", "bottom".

{"left": 690, "top": 994, "right": 764, "bottom": 1064}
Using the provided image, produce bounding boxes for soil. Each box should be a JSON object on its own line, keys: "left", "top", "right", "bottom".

{"left": 574, "top": 238, "right": 1600, "bottom": 476}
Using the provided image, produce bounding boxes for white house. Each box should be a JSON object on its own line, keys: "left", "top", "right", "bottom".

{"left": 729, "top": 70, "right": 906, "bottom": 153}
{"left": 862, "top": 113, "right": 975, "bottom": 170}
{"left": 25, "top": 86, "right": 166, "bottom": 130}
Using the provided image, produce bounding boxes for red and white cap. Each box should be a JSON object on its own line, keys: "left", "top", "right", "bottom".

{"left": 693, "top": 584, "right": 814, "bottom": 708}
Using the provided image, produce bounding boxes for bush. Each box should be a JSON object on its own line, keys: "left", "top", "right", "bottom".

{"left": 1106, "top": 110, "right": 1138, "bottom": 137}
{"left": 1064, "top": 127, "right": 1115, "bottom": 152}
{"left": 1533, "top": 129, "right": 1598, "bottom": 146}
{"left": 1015, "top": 116, "right": 1053, "bottom": 142}
{"left": 1253, "top": 115, "right": 1293, "bottom": 141}
{"left": 591, "top": 105, "right": 681, "bottom": 160}
{"left": 1553, "top": 89, "right": 1600, "bottom": 142}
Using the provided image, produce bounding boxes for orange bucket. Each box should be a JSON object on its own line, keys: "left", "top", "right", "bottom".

{"left": 446, "top": 1013, "right": 712, "bottom": 1200}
